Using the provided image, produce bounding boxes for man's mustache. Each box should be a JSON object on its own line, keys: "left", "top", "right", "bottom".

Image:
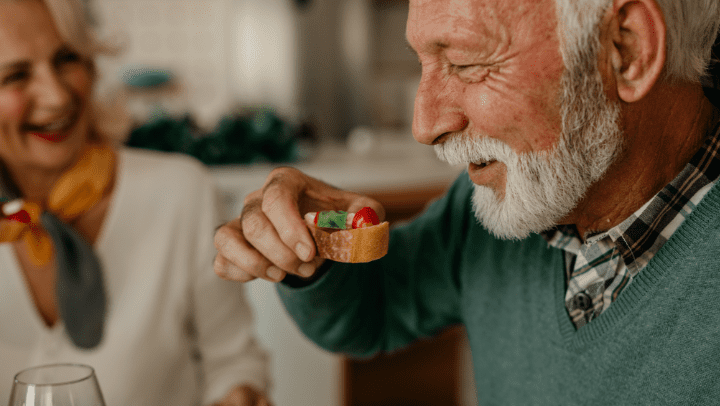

{"left": 434, "top": 134, "right": 516, "bottom": 166}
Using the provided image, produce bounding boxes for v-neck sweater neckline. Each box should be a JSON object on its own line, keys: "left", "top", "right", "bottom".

{"left": 553, "top": 180, "right": 720, "bottom": 349}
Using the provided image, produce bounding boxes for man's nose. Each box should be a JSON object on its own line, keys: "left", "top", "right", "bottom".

{"left": 412, "top": 72, "right": 468, "bottom": 145}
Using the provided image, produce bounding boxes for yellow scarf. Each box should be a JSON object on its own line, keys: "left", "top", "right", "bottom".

{"left": 0, "top": 144, "right": 115, "bottom": 266}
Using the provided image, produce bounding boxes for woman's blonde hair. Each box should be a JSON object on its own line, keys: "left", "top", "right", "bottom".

{"left": 42, "top": 0, "right": 112, "bottom": 60}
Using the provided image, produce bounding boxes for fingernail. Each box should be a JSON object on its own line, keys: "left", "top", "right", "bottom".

{"left": 266, "top": 266, "right": 284, "bottom": 282}
{"left": 295, "top": 243, "right": 311, "bottom": 261}
{"left": 298, "top": 262, "right": 315, "bottom": 278}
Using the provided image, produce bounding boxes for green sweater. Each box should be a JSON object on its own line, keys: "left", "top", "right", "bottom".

{"left": 278, "top": 173, "right": 720, "bottom": 405}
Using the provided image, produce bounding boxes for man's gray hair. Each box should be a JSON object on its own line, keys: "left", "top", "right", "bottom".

{"left": 555, "top": 0, "right": 720, "bottom": 83}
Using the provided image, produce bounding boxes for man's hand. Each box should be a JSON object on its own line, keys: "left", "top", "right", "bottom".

{"left": 209, "top": 384, "right": 271, "bottom": 406}
{"left": 214, "top": 167, "right": 384, "bottom": 282}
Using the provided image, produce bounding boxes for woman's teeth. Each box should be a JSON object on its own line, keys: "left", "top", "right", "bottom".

{"left": 41, "top": 116, "right": 72, "bottom": 131}
{"left": 28, "top": 115, "right": 73, "bottom": 133}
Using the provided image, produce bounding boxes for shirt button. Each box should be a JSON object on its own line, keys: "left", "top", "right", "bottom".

{"left": 573, "top": 292, "right": 593, "bottom": 311}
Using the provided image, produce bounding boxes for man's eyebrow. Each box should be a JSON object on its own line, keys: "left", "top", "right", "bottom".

{"left": 404, "top": 38, "right": 450, "bottom": 57}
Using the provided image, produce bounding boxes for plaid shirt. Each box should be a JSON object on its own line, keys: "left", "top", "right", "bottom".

{"left": 543, "top": 111, "right": 720, "bottom": 329}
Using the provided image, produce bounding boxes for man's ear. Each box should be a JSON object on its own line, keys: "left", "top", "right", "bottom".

{"left": 605, "top": 0, "right": 666, "bottom": 102}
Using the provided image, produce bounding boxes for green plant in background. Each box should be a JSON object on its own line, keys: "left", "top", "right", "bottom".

{"left": 126, "top": 108, "right": 306, "bottom": 166}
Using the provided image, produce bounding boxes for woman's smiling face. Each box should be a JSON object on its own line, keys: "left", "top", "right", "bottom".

{"left": 0, "top": 0, "right": 94, "bottom": 177}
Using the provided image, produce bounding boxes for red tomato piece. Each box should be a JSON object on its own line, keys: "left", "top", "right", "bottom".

{"left": 352, "top": 207, "right": 380, "bottom": 229}
{"left": 6, "top": 209, "right": 31, "bottom": 224}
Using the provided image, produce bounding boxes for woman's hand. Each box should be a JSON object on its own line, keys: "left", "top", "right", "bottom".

{"left": 209, "top": 384, "right": 271, "bottom": 406}
{"left": 213, "top": 167, "right": 384, "bottom": 283}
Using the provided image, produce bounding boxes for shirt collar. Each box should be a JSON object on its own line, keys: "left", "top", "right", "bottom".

{"left": 544, "top": 115, "right": 720, "bottom": 270}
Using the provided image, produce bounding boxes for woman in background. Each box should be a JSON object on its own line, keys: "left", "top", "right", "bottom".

{"left": 0, "top": 0, "right": 271, "bottom": 405}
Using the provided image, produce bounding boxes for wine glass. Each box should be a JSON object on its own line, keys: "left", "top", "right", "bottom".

{"left": 8, "top": 363, "right": 106, "bottom": 406}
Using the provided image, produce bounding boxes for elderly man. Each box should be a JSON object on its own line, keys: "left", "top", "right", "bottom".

{"left": 215, "top": 0, "right": 720, "bottom": 403}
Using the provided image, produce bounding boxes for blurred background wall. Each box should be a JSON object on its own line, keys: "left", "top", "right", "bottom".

{"left": 91, "top": 0, "right": 420, "bottom": 141}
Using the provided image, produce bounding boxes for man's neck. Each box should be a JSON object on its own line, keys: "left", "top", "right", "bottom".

{"left": 566, "top": 82, "right": 718, "bottom": 239}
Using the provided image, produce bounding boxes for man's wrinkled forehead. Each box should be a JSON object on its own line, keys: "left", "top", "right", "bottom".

{"left": 406, "top": 0, "right": 544, "bottom": 51}
{"left": 409, "top": 0, "right": 493, "bottom": 15}
{"left": 408, "top": 0, "right": 499, "bottom": 30}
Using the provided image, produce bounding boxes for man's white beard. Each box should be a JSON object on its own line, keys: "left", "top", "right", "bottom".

{"left": 434, "top": 61, "right": 623, "bottom": 240}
